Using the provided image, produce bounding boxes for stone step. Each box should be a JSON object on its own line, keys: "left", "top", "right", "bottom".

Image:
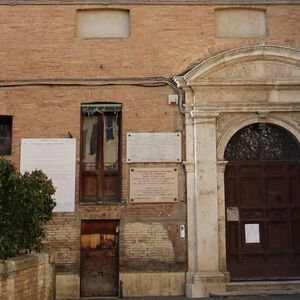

{"left": 211, "top": 289, "right": 300, "bottom": 297}
{"left": 226, "top": 280, "right": 300, "bottom": 292}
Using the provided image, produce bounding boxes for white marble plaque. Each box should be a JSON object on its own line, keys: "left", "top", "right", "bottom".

{"left": 245, "top": 223, "right": 260, "bottom": 243}
{"left": 20, "top": 139, "right": 76, "bottom": 212}
{"left": 126, "top": 132, "right": 181, "bottom": 163}
{"left": 130, "top": 168, "right": 178, "bottom": 203}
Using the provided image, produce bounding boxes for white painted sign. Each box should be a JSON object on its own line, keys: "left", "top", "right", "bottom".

{"left": 20, "top": 139, "right": 76, "bottom": 212}
{"left": 126, "top": 132, "right": 181, "bottom": 163}
{"left": 245, "top": 223, "right": 260, "bottom": 243}
{"left": 129, "top": 168, "right": 178, "bottom": 203}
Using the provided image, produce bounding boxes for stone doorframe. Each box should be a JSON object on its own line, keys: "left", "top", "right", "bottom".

{"left": 174, "top": 45, "right": 300, "bottom": 298}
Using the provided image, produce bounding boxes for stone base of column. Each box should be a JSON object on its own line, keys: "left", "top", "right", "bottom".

{"left": 185, "top": 271, "right": 228, "bottom": 298}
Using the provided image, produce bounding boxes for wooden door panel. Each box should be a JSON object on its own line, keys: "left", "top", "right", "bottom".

{"left": 239, "top": 178, "right": 262, "bottom": 207}
{"left": 225, "top": 162, "right": 300, "bottom": 280}
{"left": 265, "top": 177, "right": 287, "bottom": 205}
{"left": 225, "top": 178, "right": 238, "bottom": 206}
{"left": 267, "top": 221, "right": 289, "bottom": 251}
{"left": 239, "top": 165, "right": 262, "bottom": 176}
{"left": 292, "top": 222, "right": 300, "bottom": 249}
{"left": 227, "top": 222, "right": 239, "bottom": 253}
{"left": 80, "top": 220, "right": 119, "bottom": 297}
{"left": 82, "top": 172, "right": 98, "bottom": 198}
{"left": 266, "top": 208, "right": 288, "bottom": 219}
{"left": 291, "top": 176, "right": 300, "bottom": 204}
{"left": 81, "top": 247, "right": 117, "bottom": 296}
{"left": 239, "top": 209, "right": 264, "bottom": 220}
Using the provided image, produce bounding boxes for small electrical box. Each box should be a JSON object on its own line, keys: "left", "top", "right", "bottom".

{"left": 179, "top": 224, "right": 185, "bottom": 238}
{"left": 168, "top": 94, "right": 179, "bottom": 105}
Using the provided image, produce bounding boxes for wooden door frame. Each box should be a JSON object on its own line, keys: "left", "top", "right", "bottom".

{"left": 216, "top": 117, "right": 300, "bottom": 278}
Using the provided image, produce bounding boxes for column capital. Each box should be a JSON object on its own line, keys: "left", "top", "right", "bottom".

{"left": 191, "top": 111, "right": 220, "bottom": 124}
{"left": 217, "top": 160, "right": 228, "bottom": 173}
{"left": 183, "top": 161, "right": 195, "bottom": 173}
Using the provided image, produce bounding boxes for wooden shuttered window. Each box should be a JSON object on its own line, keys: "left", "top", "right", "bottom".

{"left": 81, "top": 104, "right": 121, "bottom": 202}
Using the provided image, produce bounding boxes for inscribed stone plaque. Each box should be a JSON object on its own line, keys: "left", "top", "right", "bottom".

{"left": 126, "top": 132, "right": 181, "bottom": 163}
{"left": 20, "top": 139, "right": 76, "bottom": 212}
{"left": 130, "top": 168, "right": 178, "bottom": 203}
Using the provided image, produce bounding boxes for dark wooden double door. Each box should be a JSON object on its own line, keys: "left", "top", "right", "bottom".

{"left": 225, "top": 162, "right": 300, "bottom": 280}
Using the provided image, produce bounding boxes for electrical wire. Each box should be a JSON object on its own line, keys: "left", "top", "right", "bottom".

{"left": 0, "top": 77, "right": 186, "bottom": 114}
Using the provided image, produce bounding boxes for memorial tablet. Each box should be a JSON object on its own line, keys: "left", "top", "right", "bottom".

{"left": 20, "top": 139, "right": 76, "bottom": 212}
{"left": 126, "top": 132, "right": 181, "bottom": 163}
{"left": 130, "top": 168, "right": 178, "bottom": 203}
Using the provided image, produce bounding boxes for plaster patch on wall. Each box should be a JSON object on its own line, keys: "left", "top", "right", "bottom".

{"left": 124, "top": 222, "right": 175, "bottom": 260}
{"left": 77, "top": 9, "right": 130, "bottom": 38}
{"left": 215, "top": 9, "right": 266, "bottom": 38}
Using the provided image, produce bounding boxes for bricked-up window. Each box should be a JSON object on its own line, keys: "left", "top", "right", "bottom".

{"left": 76, "top": 9, "right": 130, "bottom": 38}
{"left": 215, "top": 9, "right": 266, "bottom": 38}
{"left": 0, "top": 116, "right": 12, "bottom": 155}
{"left": 81, "top": 104, "right": 121, "bottom": 202}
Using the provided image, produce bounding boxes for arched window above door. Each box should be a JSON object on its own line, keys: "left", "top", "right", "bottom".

{"left": 224, "top": 123, "right": 300, "bottom": 161}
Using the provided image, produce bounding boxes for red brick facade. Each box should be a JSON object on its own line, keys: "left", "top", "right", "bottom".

{"left": 1, "top": 1, "right": 300, "bottom": 297}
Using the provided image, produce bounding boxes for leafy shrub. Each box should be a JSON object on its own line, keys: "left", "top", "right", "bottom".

{"left": 0, "top": 157, "right": 56, "bottom": 260}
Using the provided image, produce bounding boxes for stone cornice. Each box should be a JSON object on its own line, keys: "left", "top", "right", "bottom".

{"left": 183, "top": 161, "right": 195, "bottom": 172}
{"left": 217, "top": 160, "right": 228, "bottom": 172}
{"left": 185, "top": 79, "right": 300, "bottom": 87}
{"left": 192, "top": 103, "right": 300, "bottom": 112}
{"left": 0, "top": 0, "right": 299, "bottom": 5}
{"left": 191, "top": 111, "right": 219, "bottom": 123}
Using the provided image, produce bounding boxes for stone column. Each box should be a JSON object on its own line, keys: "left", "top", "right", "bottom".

{"left": 186, "top": 111, "right": 226, "bottom": 298}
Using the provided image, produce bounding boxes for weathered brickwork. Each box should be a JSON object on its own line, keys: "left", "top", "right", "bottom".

{"left": 1, "top": 5, "right": 300, "bottom": 80}
{"left": 43, "top": 213, "right": 80, "bottom": 273}
{"left": 0, "top": 254, "right": 55, "bottom": 300}
{"left": 121, "top": 220, "right": 186, "bottom": 271}
{"left": 1, "top": 1, "right": 300, "bottom": 297}
{"left": 0, "top": 82, "right": 185, "bottom": 280}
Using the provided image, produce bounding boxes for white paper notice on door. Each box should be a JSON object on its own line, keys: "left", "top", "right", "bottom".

{"left": 245, "top": 223, "right": 260, "bottom": 243}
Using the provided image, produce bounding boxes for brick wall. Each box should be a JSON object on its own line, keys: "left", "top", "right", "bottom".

{"left": 1, "top": 84, "right": 186, "bottom": 273}
{"left": 0, "top": 253, "right": 55, "bottom": 300}
{"left": 0, "top": 5, "right": 300, "bottom": 80}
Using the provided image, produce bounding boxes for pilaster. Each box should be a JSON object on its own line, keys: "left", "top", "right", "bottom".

{"left": 184, "top": 89, "right": 197, "bottom": 274}
{"left": 186, "top": 111, "right": 226, "bottom": 298}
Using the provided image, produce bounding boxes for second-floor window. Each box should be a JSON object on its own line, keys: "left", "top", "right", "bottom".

{"left": 81, "top": 103, "right": 121, "bottom": 202}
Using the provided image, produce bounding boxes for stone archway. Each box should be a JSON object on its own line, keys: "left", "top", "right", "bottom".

{"left": 175, "top": 45, "right": 300, "bottom": 298}
{"left": 224, "top": 123, "right": 300, "bottom": 280}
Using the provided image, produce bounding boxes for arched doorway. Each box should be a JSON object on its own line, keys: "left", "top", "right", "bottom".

{"left": 225, "top": 123, "right": 300, "bottom": 280}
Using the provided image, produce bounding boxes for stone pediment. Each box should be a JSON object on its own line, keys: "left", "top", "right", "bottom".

{"left": 204, "top": 60, "right": 300, "bottom": 82}
{"left": 174, "top": 45, "right": 300, "bottom": 87}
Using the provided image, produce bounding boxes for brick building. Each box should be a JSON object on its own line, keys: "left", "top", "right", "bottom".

{"left": 0, "top": 0, "right": 300, "bottom": 299}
